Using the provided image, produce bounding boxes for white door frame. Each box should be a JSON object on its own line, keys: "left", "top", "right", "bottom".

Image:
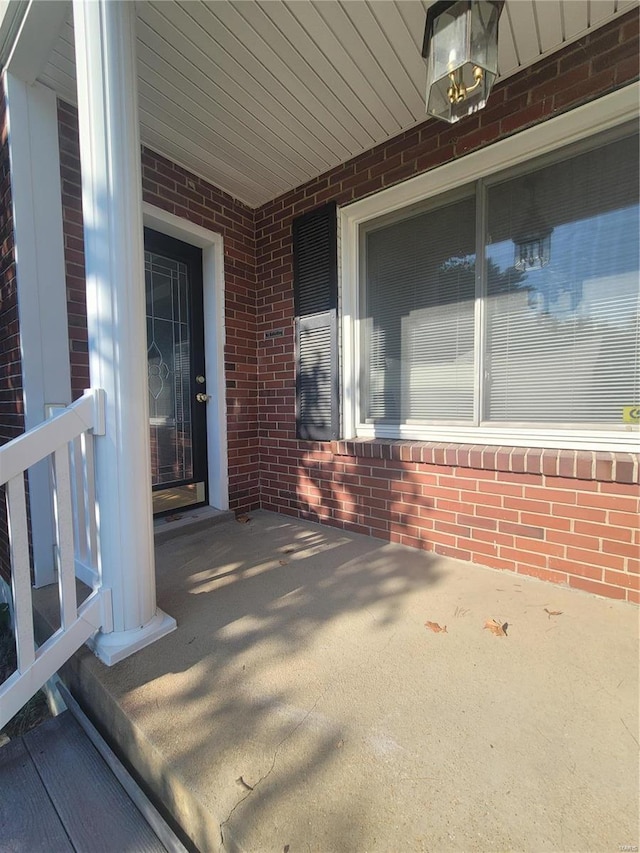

{"left": 142, "top": 203, "right": 229, "bottom": 511}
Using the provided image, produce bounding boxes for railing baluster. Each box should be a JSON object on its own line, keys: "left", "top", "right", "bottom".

{"left": 82, "top": 431, "right": 99, "bottom": 576}
{"left": 71, "top": 434, "right": 88, "bottom": 564}
{"left": 6, "top": 474, "right": 35, "bottom": 672}
{"left": 53, "top": 444, "right": 77, "bottom": 630}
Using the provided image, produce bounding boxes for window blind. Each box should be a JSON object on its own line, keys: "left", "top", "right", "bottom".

{"left": 363, "top": 194, "right": 476, "bottom": 423}
{"left": 485, "top": 133, "right": 639, "bottom": 424}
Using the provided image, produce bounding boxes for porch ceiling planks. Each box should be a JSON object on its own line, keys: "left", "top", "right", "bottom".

{"left": 36, "top": 0, "right": 636, "bottom": 209}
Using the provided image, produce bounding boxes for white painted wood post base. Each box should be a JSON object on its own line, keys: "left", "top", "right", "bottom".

{"left": 88, "top": 610, "right": 177, "bottom": 666}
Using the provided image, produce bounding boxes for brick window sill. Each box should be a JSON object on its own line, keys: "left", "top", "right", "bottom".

{"left": 330, "top": 439, "right": 639, "bottom": 484}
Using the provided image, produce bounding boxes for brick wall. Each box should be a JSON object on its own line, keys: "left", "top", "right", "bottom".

{"left": 142, "top": 148, "right": 259, "bottom": 512}
{"left": 57, "top": 103, "right": 259, "bottom": 512}
{"left": 0, "top": 82, "right": 22, "bottom": 582}
{"left": 254, "top": 11, "right": 640, "bottom": 604}
{"left": 58, "top": 101, "right": 90, "bottom": 397}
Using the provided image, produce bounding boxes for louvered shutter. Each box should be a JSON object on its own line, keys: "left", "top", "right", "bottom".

{"left": 293, "top": 202, "right": 339, "bottom": 440}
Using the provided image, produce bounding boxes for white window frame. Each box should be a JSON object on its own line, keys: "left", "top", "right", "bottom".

{"left": 340, "top": 82, "right": 640, "bottom": 452}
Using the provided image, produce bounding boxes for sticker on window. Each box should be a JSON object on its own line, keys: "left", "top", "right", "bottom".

{"left": 622, "top": 407, "right": 640, "bottom": 423}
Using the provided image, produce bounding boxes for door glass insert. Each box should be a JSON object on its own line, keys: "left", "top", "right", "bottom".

{"left": 144, "top": 229, "right": 207, "bottom": 516}
{"left": 145, "top": 250, "right": 199, "bottom": 512}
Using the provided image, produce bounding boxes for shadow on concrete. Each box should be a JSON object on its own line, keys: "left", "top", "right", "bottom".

{"left": 39, "top": 510, "right": 639, "bottom": 853}
{"left": 138, "top": 512, "right": 445, "bottom": 850}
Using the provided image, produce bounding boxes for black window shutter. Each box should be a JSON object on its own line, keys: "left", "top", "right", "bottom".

{"left": 293, "top": 202, "right": 339, "bottom": 441}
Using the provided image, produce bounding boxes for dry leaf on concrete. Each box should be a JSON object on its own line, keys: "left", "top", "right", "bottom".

{"left": 544, "top": 608, "right": 563, "bottom": 618}
{"left": 425, "top": 621, "right": 448, "bottom": 633}
{"left": 236, "top": 514, "right": 250, "bottom": 524}
{"left": 484, "top": 619, "right": 508, "bottom": 637}
{"left": 279, "top": 559, "right": 288, "bottom": 566}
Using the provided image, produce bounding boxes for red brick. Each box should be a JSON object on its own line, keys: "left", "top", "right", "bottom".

{"left": 474, "top": 554, "right": 514, "bottom": 572}
{"left": 551, "top": 504, "right": 606, "bottom": 523}
{"left": 516, "top": 565, "right": 568, "bottom": 585}
{"left": 504, "top": 497, "right": 551, "bottom": 514}
{"left": 524, "top": 487, "right": 577, "bottom": 504}
{"left": 468, "top": 528, "right": 513, "bottom": 547}
{"left": 499, "top": 521, "right": 544, "bottom": 539}
{"left": 513, "top": 536, "right": 564, "bottom": 557}
{"left": 603, "top": 570, "right": 639, "bottom": 591}
{"left": 553, "top": 68, "right": 616, "bottom": 110}
{"left": 591, "top": 37, "right": 640, "bottom": 75}
{"left": 601, "top": 540, "right": 639, "bottom": 559}
{"left": 548, "top": 558, "right": 602, "bottom": 581}
{"left": 500, "top": 546, "right": 547, "bottom": 568}
{"left": 575, "top": 521, "right": 633, "bottom": 542}
{"left": 457, "top": 537, "right": 497, "bottom": 557}
{"left": 568, "top": 576, "right": 626, "bottom": 600}
{"left": 598, "top": 482, "right": 640, "bottom": 498}
{"left": 433, "top": 544, "right": 472, "bottom": 562}
{"left": 578, "top": 492, "right": 639, "bottom": 513}
{"left": 566, "top": 547, "right": 624, "bottom": 571}
{"left": 521, "top": 512, "right": 571, "bottom": 531}
{"left": 608, "top": 510, "right": 640, "bottom": 529}
{"left": 628, "top": 559, "right": 640, "bottom": 575}
{"left": 501, "top": 100, "right": 550, "bottom": 135}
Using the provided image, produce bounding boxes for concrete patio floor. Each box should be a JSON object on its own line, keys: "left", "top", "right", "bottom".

{"left": 51, "top": 510, "right": 638, "bottom": 852}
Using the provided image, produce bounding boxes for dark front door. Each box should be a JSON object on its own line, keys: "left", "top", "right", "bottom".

{"left": 144, "top": 228, "right": 207, "bottom": 515}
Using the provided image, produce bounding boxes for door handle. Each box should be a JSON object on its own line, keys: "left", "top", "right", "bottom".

{"left": 195, "top": 393, "right": 211, "bottom": 403}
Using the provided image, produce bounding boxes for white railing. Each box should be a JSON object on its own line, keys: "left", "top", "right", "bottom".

{"left": 0, "top": 388, "right": 112, "bottom": 730}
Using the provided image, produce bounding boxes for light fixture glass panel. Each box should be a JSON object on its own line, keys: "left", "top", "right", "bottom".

{"left": 428, "top": 6, "right": 469, "bottom": 83}
{"left": 425, "top": 1, "right": 502, "bottom": 124}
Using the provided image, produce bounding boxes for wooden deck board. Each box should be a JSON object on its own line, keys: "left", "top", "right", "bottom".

{"left": 23, "top": 711, "right": 166, "bottom": 853}
{"left": 0, "top": 735, "right": 74, "bottom": 853}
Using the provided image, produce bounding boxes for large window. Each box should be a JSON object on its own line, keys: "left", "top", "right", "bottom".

{"left": 358, "top": 127, "right": 639, "bottom": 444}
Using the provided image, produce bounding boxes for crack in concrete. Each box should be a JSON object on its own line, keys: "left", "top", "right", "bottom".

{"left": 220, "top": 690, "right": 326, "bottom": 849}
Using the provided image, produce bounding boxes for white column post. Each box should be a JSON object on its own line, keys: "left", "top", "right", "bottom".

{"left": 5, "top": 75, "right": 71, "bottom": 588}
{"left": 72, "top": 0, "right": 175, "bottom": 663}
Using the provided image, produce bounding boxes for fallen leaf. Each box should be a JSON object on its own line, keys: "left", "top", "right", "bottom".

{"left": 544, "top": 608, "right": 563, "bottom": 618}
{"left": 425, "top": 621, "right": 448, "bottom": 633}
{"left": 283, "top": 546, "right": 295, "bottom": 554}
{"left": 484, "top": 618, "right": 508, "bottom": 637}
{"left": 236, "top": 514, "right": 250, "bottom": 524}
{"left": 279, "top": 559, "right": 288, "bottom": 566}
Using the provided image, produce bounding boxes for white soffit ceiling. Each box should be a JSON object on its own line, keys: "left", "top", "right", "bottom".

{"left": 38, "top": 0, "right": 638, "bottom": 208}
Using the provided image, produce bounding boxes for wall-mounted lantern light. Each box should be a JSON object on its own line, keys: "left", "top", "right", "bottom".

{"left": 422, "top": 1, "right": 504, "bottom": 124}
